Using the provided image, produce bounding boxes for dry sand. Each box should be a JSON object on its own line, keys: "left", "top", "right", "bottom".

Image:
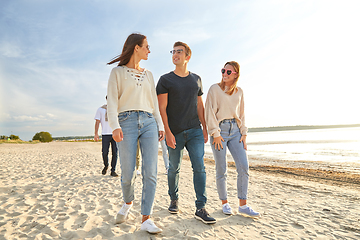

{"left": 0, "top": 142, "right": 359, "bottom": 239}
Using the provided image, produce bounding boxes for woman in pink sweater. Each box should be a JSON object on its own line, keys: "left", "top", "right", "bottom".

{"left": 205, "top": 61, "right": 260, "bottom": 218}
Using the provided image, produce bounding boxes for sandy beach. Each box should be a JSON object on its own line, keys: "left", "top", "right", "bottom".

{"left": 0, "top": 142, "right": 359, "bottom": 239}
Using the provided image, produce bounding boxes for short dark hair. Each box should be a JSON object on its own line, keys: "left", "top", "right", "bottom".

{"left": 173, "top": 41, "right": 191, "bottom": 57}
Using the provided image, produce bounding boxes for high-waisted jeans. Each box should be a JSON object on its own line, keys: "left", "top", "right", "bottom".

{"left": 210, "top": 119, "right": 249, "bottom": 200}
{"left": 167, "top": 128, "right": 207, "bottom": 210}
{"left": 116, "top": 111, "right": 159, "bottom": 216}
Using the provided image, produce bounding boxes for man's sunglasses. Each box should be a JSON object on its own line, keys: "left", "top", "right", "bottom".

{"left": 170, "top": 49, "right": 184, "bottom": 55}
{"left": 221, "top": 68, "right": 237, "bottom": 75}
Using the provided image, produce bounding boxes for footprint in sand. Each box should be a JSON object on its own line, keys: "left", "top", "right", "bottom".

{"left": 71, "top": 213, "right": 88, "bottom": 229}
{"left": 291, "top": 222, "right": 305, "bottom": 229}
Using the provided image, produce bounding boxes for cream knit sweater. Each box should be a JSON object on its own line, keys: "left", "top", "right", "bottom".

{"left": 205, "top": 84, "right": 248, "bottom": 138}
{"left": 107, "top": 66, "right": 164, "bottom": 132}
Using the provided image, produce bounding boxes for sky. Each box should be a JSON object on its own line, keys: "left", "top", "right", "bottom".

{"left": 1, "top": 0, "right": 360, "bottom": 141}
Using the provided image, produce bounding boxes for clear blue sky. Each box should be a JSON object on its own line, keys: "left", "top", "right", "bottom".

{"left": 1, "top": 0, "right": 360, "bottom": 140}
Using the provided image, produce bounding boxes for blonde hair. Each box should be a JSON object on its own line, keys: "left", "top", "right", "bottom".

{"left": 218, "top": 61, "right": 240, "bottom": 95}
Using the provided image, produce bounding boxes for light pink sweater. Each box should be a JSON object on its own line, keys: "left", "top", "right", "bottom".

{"left": 205, "top": 84, "right": 248, "bottom": 138}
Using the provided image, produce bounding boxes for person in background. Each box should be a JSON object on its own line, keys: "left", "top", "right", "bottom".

{"left": 160, "top": 139, "right": 169, "bottom": 174}
{"left": 205, "top": 61, "right": 260, "bottom": 218}
{"left": 107, "top": 33, "right": 164, "bottom": 234}
{"left": 94, "top": 97, "right": 118, "bottom": 177}
{"left": 136, "top": 141, "right": 141, "bottom": 175}
{"left": 157, "top": 41, "right": 216, "bottom": 224}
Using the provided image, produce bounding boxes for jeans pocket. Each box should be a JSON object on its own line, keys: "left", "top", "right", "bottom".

{"left": 118, "top": 112, "right": 130, "bottom": 122}
{"left": 145, "top": 112, "right": 153, "bottom": 118}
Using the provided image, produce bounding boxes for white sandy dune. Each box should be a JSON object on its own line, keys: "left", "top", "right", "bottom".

{"left": 0, "top": 142, "right": 359, "bottom": 239}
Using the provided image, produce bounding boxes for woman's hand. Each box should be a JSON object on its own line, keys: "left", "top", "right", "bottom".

{"left": 212, "top": 136, "right": 224, "bottom": 151}
{"left": 240, "top": 135, "right": 247, "bottom": 150}
{"left": 158, "top": 131, "right": 165, "bottom": 141}
{"left": 112, "top": 128, "right": 123, "bottom": 142}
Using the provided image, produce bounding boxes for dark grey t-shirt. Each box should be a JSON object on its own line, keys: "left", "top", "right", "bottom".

{"left": 156, "top": 71, "right": 203, "bottom": 135}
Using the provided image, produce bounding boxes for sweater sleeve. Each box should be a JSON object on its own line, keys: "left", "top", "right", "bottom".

{"left": 107, "top": 67, "right": 121, "bottom": 131}
{"left": 147, "top": 71, "right": 164, "bottom": 132}
{"left": 205, "top": 86, "right": 221, "bottom": 138}
{"left": 238, "top": 89, "right": 248, "bottom": 135}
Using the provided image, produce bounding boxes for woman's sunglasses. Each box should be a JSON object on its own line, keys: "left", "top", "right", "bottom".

{"left": 221, "top": 68, "right": 237, "bottom": 75}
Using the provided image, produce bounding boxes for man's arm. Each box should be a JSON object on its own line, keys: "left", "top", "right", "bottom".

{"left": 197, "top": 96, "right": 208, "bottom": 143}
{"left": 158, "top": 93, "right": 176, "bottom": 149}
{"left": 94, "top": 120, "right": 101, "bottom": 141}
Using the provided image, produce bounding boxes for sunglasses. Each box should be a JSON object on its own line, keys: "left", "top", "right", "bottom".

{"left": 221, "top": 68, "right": 237, "bottom": 75}
{"left": 170, "top": 49, "right": 184, "bottom": 55}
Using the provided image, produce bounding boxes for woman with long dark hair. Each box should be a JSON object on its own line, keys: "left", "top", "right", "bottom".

{"left": 107, "top": 33, "right": 164, "bottom": 233}
{"left": 205, "top": 61, "right": 260, "bottom": 218}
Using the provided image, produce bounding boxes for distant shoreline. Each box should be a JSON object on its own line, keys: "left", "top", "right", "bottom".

{"left": 248, "top": 123, "right": 360, "bottom": 132}
{"left": 51, "top": 124, "right": 360, "bottom": 140}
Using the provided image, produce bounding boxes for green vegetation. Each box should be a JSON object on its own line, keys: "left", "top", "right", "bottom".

{"left": 0, "top": 139, "right": 39, "bottom": 144}
{"left": 52, "top": 136, "right": 95, "bottom": 141}
{"left": 1, "top": 134, "right": 20, "bottom": 140}
{"left": 32, "top": 131, "right": 53, "bottom": 142}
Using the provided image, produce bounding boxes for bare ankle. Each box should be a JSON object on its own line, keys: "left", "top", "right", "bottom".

{"left": 142, "top": 215, "right": 150, "bottom": 223}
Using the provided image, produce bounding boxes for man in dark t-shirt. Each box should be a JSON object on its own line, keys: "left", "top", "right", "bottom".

{"left": 157, "top": 71, "right": 202, "bottom": 135}
{"left": 156, "top": 41, "right": 216, "bottom": 224}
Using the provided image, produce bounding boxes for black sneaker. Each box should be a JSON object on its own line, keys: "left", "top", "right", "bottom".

{"left": 195, "top": 208, "right": 216, "bottom": 224}
{"left": 102, "top": 166, "right": 108, "bottom": 175}
{"left": 110, "top": 171, "right": 119, "bottom": 177}
{"left": 168, "top": 200, "right": 179, "bottom": 214}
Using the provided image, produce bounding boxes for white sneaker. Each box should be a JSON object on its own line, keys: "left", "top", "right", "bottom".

{"left": 115, "top": 203, "right": 133, "bottom": 224}
{"left": 238, "top": 205, "right": 261, "bottom": 218}
{"left": 140, "top": 219, "right": 162, "bottom": 233}
{"left": 222, "top": 203, "right": 233, "bottom": 215}
{"left": 136, "top": 170, "right": 141, "bottom": 175}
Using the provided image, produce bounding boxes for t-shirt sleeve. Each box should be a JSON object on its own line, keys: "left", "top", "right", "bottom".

{"left": 94, "top": 108, "right": 101, "bottom": 120}
{"left": 156, "top": 76, "right": 168, "bottom": 95}
{"left": 197, "top": 75, "right": 203, "bottom": 96}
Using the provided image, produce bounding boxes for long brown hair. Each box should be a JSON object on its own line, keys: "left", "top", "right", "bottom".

{"left": 107, "top": 33, "right": 146, "bottom": 66}
{"left": 218, "top": 61, "right": 240, "bottom": 95}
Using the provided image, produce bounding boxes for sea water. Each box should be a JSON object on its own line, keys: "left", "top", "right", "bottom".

{"left": 204, "top": 127, "right": 360, "bottom": 165}
{"left": 160, "top": 127, "right": 360, "bottom": 173}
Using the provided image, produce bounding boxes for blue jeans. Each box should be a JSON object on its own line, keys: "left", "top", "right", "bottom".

{"left": 167, "top": 128, "right": 207, "bottom": 210}
{"left": 116, "top": 111, "right": 159, "bottom": 216}
{"left": 102, "top": 134, "right": 118, "bottom": 172}
{"left": 210, "top": 119, "right": 249, "bottom": 200}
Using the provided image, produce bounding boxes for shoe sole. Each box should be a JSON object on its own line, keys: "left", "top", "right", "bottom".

{"left": 223, "top": 211, "right": 233, "bottom": 215}
{"left": 142, "top": 228, "right": 163, "bottom": 234}
{"left": 194, "top": 215, "right": 216, "bottom": 224}
{"left": 168, "top": 209, "right": 179, "bottom": 214}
